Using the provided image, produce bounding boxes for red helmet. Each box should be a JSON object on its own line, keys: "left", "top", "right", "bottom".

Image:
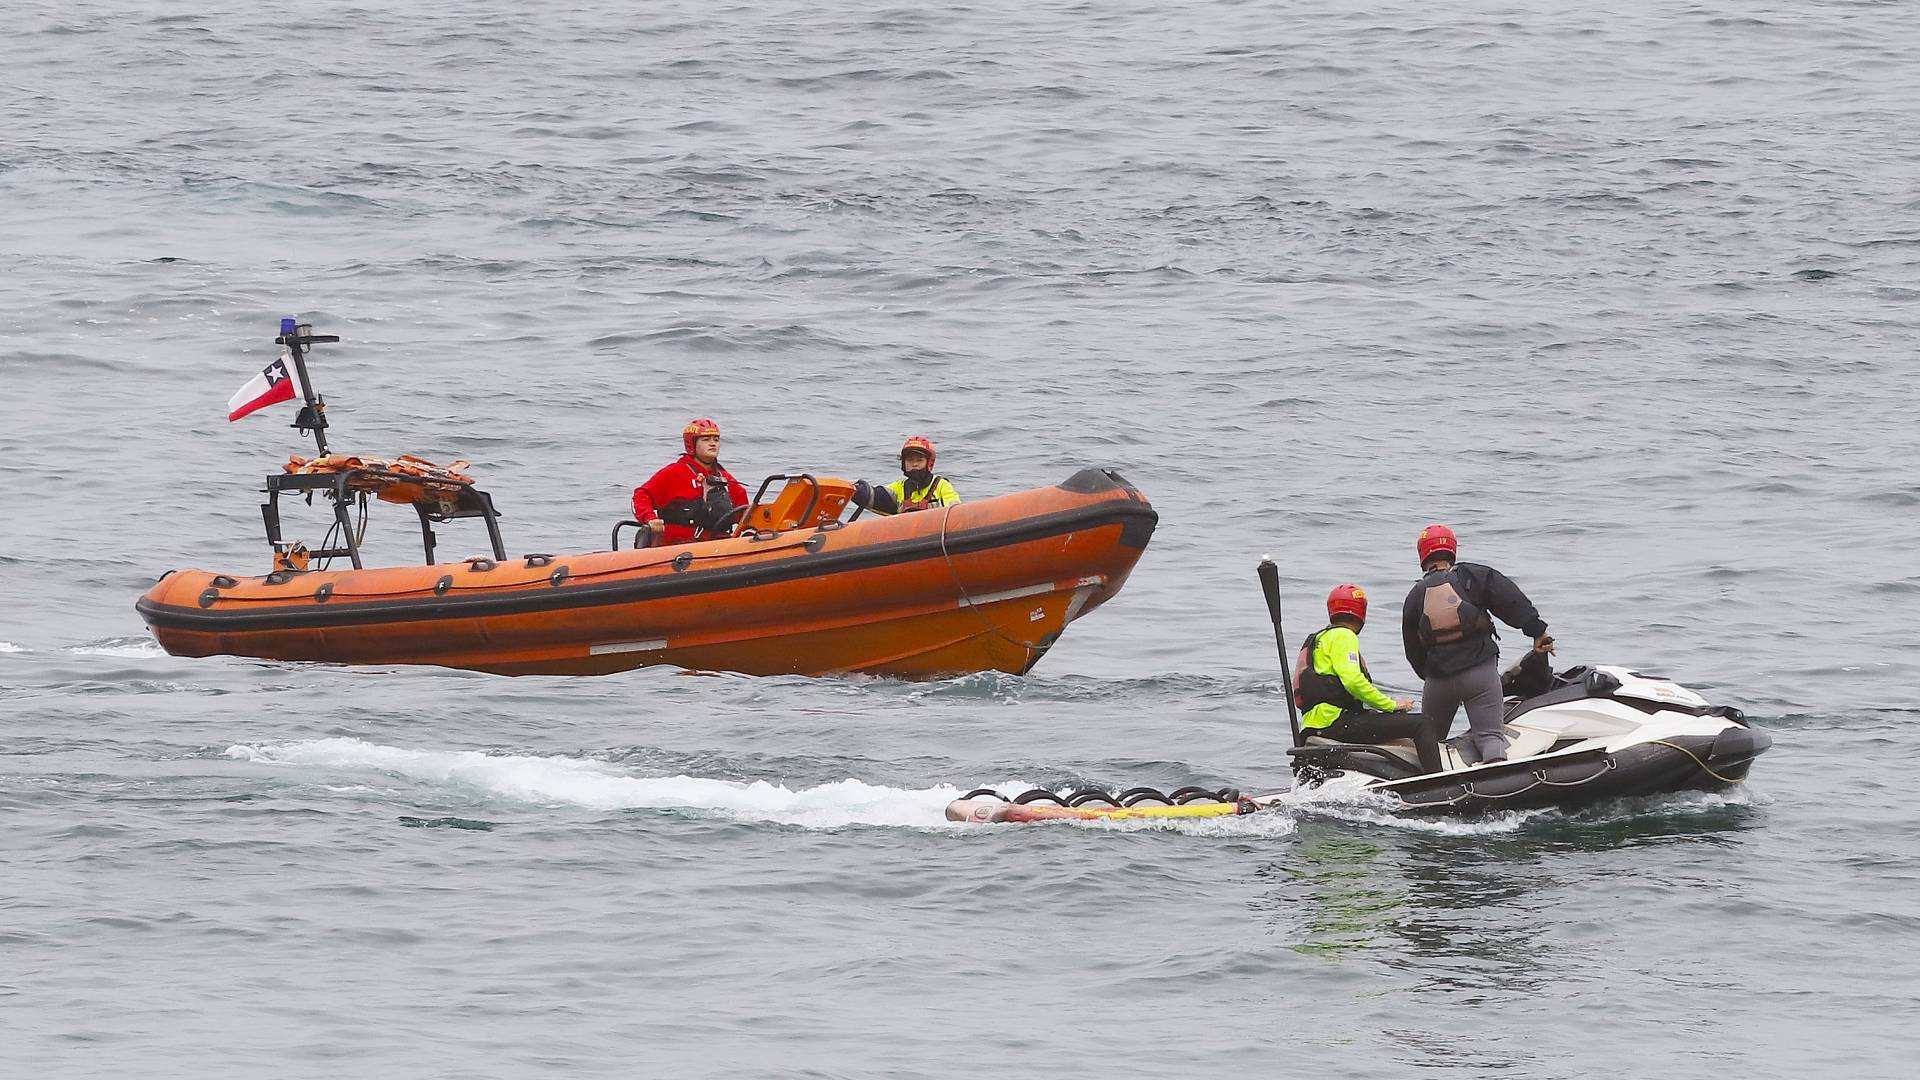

{"left": 683, "top": 417, "right": 721, "bottom": 453}
{"left": 1417, "top": 524, "right": 1457, "bottom": 565}
{"left": 900, "top": 435, "right": 936, "bottom": 468}
{"left": 1327, "top": 584, "right": 1368, "bottom": 625}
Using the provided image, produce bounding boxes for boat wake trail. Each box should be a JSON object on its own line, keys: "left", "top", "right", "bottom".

{"left": 221, "top": 739, "right": 1301, "bottom": 835}
{"left": 1274, "top": 784, "right": 1555, "bottom": 834}
{"left": 225, "top": 737, "right": 966, "bottom": 829}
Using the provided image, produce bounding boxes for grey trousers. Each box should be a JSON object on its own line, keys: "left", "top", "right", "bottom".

{"left": 1422, "top": 659, "right": 1509, "bottom": 761}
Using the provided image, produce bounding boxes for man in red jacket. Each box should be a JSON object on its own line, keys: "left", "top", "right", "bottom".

{"left": 630, "top": 418, "right": 749, "bottom": 546}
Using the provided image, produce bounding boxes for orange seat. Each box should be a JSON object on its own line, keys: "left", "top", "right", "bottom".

{"left": 744, "top": 476, "right": 856, "bottom": 532}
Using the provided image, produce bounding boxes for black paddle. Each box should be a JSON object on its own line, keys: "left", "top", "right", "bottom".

{"left": 1257, "top": 556, "right": 1304, "bottom": 748}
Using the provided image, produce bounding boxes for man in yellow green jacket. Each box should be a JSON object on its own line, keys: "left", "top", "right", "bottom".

{"left": 850, "top": 435, "right": 961, "bottom": 515}
{"left": 1294, "top": 584, "right": 1444, "bottom": 775}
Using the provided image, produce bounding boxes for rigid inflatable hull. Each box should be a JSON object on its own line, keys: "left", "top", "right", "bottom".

{"left": 136, "top": 471, "right": 1156, "bottom": 679}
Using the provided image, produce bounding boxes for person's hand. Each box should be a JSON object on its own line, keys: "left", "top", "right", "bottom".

{"left": 850, "top": 479, "right": 873, "bottom": 508}
{"left": 645, "top": 519, "right": 666, "bottom": 535}
{"left": 1395, "top": 698, "right": 1417, "bottom": 713}
{"left": 1533, "top": 634, "right": 1555, "bottom": 654}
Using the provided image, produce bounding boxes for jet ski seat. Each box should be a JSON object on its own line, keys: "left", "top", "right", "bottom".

{"left": 1300, "top": 733, "right": 1424, "bottom": 768}
{"left": 1302, "top": 724, "right": 1560, "bottom": 776}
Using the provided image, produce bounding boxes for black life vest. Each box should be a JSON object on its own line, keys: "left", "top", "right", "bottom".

{"left": 1417, "top": 566, "right": 1495, "bottom": 648}
{"left": 659, "top": 462, "right": 740, "bottom": 536}
{"left": 1293, "top": 627, "right": 1370, "bottom": 716}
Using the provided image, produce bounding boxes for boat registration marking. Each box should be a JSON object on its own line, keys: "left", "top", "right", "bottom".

{"left": 589, "top": 638, "right": 668, "bottom": 656}
{"left": 961, "top": 576, "right": 1106, "bottom": 609}
{"left": 960, "top": 582, "right": 1055, "bottom": 607}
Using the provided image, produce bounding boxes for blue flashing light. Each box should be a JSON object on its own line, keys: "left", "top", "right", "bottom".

{"left": 280, "top": 317, "right": 297, "bottom": 335}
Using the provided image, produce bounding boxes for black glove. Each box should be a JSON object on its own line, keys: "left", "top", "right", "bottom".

{"left": 850, "top": 479, "right": 873, "bottom": 508}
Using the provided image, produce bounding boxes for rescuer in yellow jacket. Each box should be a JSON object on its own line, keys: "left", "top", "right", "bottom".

{"left": 1294, "top": 584, "right": 1444, "bottom": 775}
{"left": 850, "top": 435, "right": 961, "bottom": 515}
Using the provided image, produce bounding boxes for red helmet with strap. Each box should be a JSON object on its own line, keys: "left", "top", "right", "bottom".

{"left": 900, "top": 435, "right": 936, "bottom": 468}
{"left": 683, "top": 417, "right": 721, "bottom": 453}
{"left": 1417, "top": 524, "right": 1458, "bottom": 565}
{"left": 1327, "top": 584, "right": 1368, "bottom": 625}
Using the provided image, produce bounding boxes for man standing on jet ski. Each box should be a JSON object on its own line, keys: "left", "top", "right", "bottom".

{"left": 1298, "top": 585, "right": 1444, "bottom": 774}
{"left": 1402, "top": 525, "right": 1552, "bottom": 764}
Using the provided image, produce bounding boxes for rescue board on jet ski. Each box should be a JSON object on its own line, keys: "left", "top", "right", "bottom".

{"left": 945, "top": 787, "right": 1271, "bottom": 824}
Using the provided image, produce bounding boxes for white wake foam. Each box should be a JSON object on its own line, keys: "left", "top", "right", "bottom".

{"left": 221, "top": 739, "right": 1302, "bottom": 835}
{"left": 1269, "top": 783, "right": 1553, "bottom": 834}
{"left": 0, "top": 641, "right": 24, "bottom": 653}
{"left": 64, "top": 636, "right": 166, "bottom": 658}
{"left": 225, "top": 737, "right": 962, "bottom": 829}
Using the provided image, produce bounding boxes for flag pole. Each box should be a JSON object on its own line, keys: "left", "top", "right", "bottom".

{"left": 274, "top": 317, "right": 339, "bottom": 457}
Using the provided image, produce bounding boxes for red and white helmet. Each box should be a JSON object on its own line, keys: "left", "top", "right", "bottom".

{"left": 683, "top": 417, "right": 721, "bottom": 453}
{"left": 1326, "top": 584, "right": 1368, "bottom": 625}
{"left": 1417, "top": 524, "right": 1458, "bottom": 565}
{"left": 900, "top": 435, "right": 936, "bottom": 468}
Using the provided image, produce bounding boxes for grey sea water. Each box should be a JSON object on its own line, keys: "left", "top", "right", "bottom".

{"left": 4, "top": 1, "right": 1918, "bottom": 1076}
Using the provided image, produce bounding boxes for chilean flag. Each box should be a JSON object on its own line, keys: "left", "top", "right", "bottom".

{"left": 228, "top": 349, "right": 305, "bottom": 422}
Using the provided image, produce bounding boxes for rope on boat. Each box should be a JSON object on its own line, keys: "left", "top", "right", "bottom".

{"left": 1532, "top": 759, "right": 1617, "bottom": 787}
{"left": 212, "top": 530, "right": 822, "bottom": 602}
{"left": 1649, "top": 739, "right": 1749, "bottom": 785}
{"left": 1448, "top": 758, "right": 1616, "bottom": 803}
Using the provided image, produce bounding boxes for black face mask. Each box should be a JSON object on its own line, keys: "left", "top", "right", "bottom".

{"left": 903, "top": 467, "right": 933, "bottom": 489}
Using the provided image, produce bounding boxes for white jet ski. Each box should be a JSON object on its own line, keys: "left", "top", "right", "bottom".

{"left": 944, "top": 564, "right": 1772, "bottom": 825}
{"left": 1285, "top": 663, "right": 1771, "bottom": 813}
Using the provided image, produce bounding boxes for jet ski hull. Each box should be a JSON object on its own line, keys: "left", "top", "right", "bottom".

{"left": 1293, "top": 665, "right": 1773, "bottom": 814}
{"left": 1347, "top": 727, "right": 1773, "bottom": 813}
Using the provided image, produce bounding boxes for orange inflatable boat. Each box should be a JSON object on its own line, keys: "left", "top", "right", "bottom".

{"left": 137, "top": 321, "right": 1155, "bottom": 678}
{"left": 135, "top": 461, "right": 1157, "bottom": 678}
